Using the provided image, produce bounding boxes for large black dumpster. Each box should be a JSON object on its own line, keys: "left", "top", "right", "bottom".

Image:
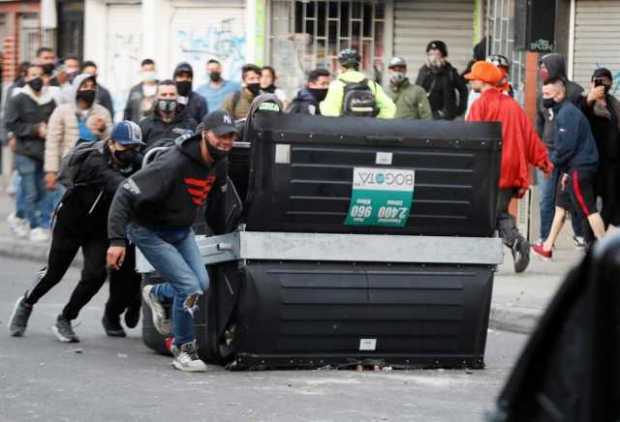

{"left": 139, "top": 109, "right": 504, "bottom": 370}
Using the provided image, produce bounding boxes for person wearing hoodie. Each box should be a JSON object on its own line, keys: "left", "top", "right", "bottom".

{"left": 320, "top": 49, "right": 396, "bottom": 118}
{"left": 44, "top": 73, "right": 112, "bottom": 191}
{"left": 139, "top": 79, "right": 197, "bottom": 149}
{"left": 466, "top": 61, "right": 553, "bottom": 273}
{"left": 173, "top": 62, "right": 208, "bottom": 123}
{"left": 4, "top": 64, "right": 57, "bottom": 242}
{"left": 81, "top": 61, "right": 115, "bottom": 118}
{"left": 106, "top": 110, "right": 237, "bottom": 372}
{"left": 387, "top": 57, "right": 432, "bottom": 120}
{"left": 8, "top": 121, "right": 144, "bottom": 342}
{"left": 415, "top": 40, "right": 468, "bottom": 120}
{"left": 287, "top": 68, "right": 331, "bottom": 115}
{"left": 536, "top": 53, "right": 586, "bottom": 247}
{"left": 532, "top": 80, "right": 606, "bottom": 260}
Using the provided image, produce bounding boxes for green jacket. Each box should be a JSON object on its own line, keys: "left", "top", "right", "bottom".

{"left": 388, "top": 79, "right": 433, "bottom": 120}
{"left": 320, "top": 70, "right": 396, "bottom": 119}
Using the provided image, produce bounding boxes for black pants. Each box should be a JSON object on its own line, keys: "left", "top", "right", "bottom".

{"left": 25, "top": 203, "right": 141, "bottom": 321}
{"left": 497, "top": 188, "right": 524, "bottom": 248}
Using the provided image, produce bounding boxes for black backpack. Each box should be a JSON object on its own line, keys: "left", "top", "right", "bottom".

{"left": 340, "top": 78, "right": 378, "bottom": 117}
{"left": 57, "top": 141, "right": 101, "bottom": 189}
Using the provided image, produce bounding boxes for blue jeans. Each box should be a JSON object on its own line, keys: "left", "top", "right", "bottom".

{"left": 127, "top": 224, "right": 208, "bottom": 346}
{"left": 41, "top": 185, "right": 65, "bottom": 229}
{"left": 537, "top": 169, "right": 585, "bottom": 240}
{"left": 14, "top": 154, "right": 47, "bottom": 229}
{"left": 11, "top": 172, "right": 26, "bottom": 220}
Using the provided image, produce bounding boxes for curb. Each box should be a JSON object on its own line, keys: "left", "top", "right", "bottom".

{"left": 0, "top": 235, "right": 543, "bottom": 335}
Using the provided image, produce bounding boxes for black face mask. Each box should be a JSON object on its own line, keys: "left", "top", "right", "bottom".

{"left": 42, "top": 63, "right": 55, "bottom": 76}
{"left": 308, "top": 88, "right": 328, "bottom": 103}
{"left": 27, "top": 77, "right": 44, "bottom": 92}
{"left": 114, "top": 149, "right": 139, "bottom": 166}
{"left": 209, "top": 72, "right": 222, "bottom": 82}
{"left": 157, "top": 99, "right": 177, "bottom": 113}
{"left": 204, "top": 138, "right": 229, "bottom": 162}
{"left": 176, "top": 80, "right": 192, "bottom": 96}
{"left": 246, "top": 83, "right": 261, "bottom": 97}
{"left": 77, "top": 90, "right": 96, "bottom": 106}
{"left": 542, "top": 98, "right": 556, "bottom": 109}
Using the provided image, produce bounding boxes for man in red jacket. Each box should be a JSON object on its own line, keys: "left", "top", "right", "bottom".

{"left": 466, "top": 61, "right": 553, "bottom": 273}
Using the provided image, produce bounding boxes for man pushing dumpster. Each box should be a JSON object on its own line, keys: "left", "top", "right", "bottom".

{"left": 106, "top": 110, "right": 237, "bottom": 372}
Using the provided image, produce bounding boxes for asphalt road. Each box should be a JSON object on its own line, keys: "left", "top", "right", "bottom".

{"left": 0, "top": 257, "right": 528, "bottom": 422}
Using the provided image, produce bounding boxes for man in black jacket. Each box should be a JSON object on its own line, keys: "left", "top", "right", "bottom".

{"left": 8, "top": 121, "right": 144, "bottom": 342}
{"left": 139, "top": 80, "right": 197, "bottom": 149}
{"left": 124, "top": 59, "right": 158, "bottom": 123}
{"left": 287, "top": 68, "right": 331, "bottom": 115}
{"left": 173, "top": 62, "right": 208, "bottom": 123}
{"left": 106, "top": 110, "right": 236, "bottom": 372}
{"left": 415, "top": 40, "right": 468, "bottom": 120}
{"left": 5, "top": 63, "right": 56, "bottom": 242}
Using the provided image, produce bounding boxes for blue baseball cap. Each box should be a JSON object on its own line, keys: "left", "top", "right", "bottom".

{"left": 111, "top": 121, "right": 144, "bottom": 146}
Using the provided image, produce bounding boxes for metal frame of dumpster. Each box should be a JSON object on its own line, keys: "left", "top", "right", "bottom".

{"left": 138, "top": 111, "right": 504, "bottom": 370}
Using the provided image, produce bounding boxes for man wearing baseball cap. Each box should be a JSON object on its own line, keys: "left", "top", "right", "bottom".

{"left": 466, "top": 61, "right": 553, "bottom": 273}
{"left": 9, "top": 121, "right": 145, "bottom": 342}
{"left": 387, "top": 56, "right": 432, "bottom": 120}
{"left": 107, "top": 110, "right": 237, "bottom": 372}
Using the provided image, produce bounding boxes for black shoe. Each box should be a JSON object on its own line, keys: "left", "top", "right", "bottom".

{"left": 102, "top": 314, "right": 126, "bottom": 337}
{"left": 52, "top": 314, "right": 80, "bottom": 343}
{"left": 512, "top": 238, "right": 530, "bottom": 274}
{"left": 124, "top": 305, "right": 140, "bottom": 329}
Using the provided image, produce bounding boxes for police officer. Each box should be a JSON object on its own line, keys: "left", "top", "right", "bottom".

{"left": 106, "top": 110, "right": 237, "bottom": 372}
{"left": 320, "top": 49, "right": 396, "bottom": 118}
{"left": 8, "top": 121, "right": 144, "bottom": 342}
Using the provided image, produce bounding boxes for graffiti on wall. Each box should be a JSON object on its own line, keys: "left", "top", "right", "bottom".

{"left": 106, "top": 32, "right": 143, "bottom": 121}
{"left": 175, "top": 18, "right": 246, "bottom": 85}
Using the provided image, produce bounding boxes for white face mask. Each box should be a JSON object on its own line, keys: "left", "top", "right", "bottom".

{"left": 142, "top": 71, "right": 157, "bottom": 82}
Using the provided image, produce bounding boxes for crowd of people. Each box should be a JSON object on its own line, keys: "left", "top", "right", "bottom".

{"left": 3, "top": 40, "right": 619, "bottom": 372}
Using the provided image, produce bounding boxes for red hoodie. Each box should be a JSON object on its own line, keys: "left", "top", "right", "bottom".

{"left": 467, "top": 88, "right": 552, "bottom": 189}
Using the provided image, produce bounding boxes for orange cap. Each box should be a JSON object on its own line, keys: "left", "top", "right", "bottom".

{"left": 464, "top": 61, "right": 503, "bottom": 85}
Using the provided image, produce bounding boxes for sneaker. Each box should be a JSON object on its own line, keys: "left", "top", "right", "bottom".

{"left": 573, "top": 236, "right": 586, "bottom": 249}
{"left": 7, "top": 213, "right": 29, "bottom": 238}
{"left": 171, "top": 341, "right": 207, "bottom": 372}
{"left": 124, "top": 305, "right": 140, "bottom": 329}
{"left": 183, "top": 293, "right": 201, "bottom": 317}
{"left": 512, "top": 238, "right": 530, "bottom": 274}
{"left": 8, "top": 294, "right": 33, "bottom": 337}
{"left": 102, "top": 314, "right": 126, "bottom": 337}
{"left": 142, "top": 285, "right": 171, "bottom": 336}
{"left": 29, "top": 227, "right": 50, "bottom": 243}
{"left": 531, "top": 243, "right": 553, "bottom": 260}
{"left": 52, "top": 314, "right": 80, "bottom": 343}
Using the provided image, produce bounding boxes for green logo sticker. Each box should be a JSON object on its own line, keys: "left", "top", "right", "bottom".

{"left": 345, "top": 167, "right": 415, "bottom": 227}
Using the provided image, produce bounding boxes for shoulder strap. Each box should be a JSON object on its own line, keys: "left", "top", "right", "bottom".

{"left": 232, "top": 91, "right": 242, "bottom": 112}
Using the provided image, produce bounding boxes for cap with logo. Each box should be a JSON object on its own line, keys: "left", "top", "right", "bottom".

{"left": 426, "top": 40, "right": 448, "bottom": 57}
{"left": 388, "top": 56, "right": 407, "bottom": 69}
{"left": 464, "top": 61, "right": 503, "bottom": 85}
{"left": 111, "top": 121, "right": 144, "bottom": 146}
{"left": 201, "top": 110, "right": 239, "bottom": 136}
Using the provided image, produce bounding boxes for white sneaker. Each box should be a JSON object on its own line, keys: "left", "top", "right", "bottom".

{"left": 142, "top": 285, "right": 171, "bottom": 336}
{"left": 171, "top": 341, "right": 207, "bottom": 372}
{"left": 7, "top": 213, "right": 30, "bottom": 238}
{"left": 29, "top": 228, "right": 50, "bottom": 243}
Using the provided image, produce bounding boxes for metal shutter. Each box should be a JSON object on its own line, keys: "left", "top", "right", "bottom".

{"left": 393, "top": 0, "right": 474, "bottom": 78}
{"left": 573, "top": 0, "right": 620, "bottom": 98}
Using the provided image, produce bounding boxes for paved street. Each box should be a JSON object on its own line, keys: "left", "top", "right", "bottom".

{"left": 0, "top": 256, "right": 528, "bottom": 422}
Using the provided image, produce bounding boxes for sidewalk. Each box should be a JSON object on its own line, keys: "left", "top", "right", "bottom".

{"left": 0, "top": 189, "right": 582, "bottom": 335}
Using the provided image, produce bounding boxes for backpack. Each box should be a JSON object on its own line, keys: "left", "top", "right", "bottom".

{"left": 57, "top": 141, "right": 100, "bottom": 189}
{"left": 340, "top": 78, "right": 378, "bottom": 117}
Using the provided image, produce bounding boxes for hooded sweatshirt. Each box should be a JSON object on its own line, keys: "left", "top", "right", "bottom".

{"left": 287, "top": 88, "right": 322, "bottom": 115}
{"left": 536, "top": 54, "right": 585, "bottom": 152}
{"left": 5, "top": 85, "right": 56, "bottom": 161}
{"left": 107, "top": 133, "right": 228, "bottom": 246}
{"left": 44, "top": 74, "right": 112, "bottom": 173}
{"left": 173, "top": 63, "right": 208, "bottom": 123}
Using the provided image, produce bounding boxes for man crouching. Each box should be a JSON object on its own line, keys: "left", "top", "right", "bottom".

{"left": 106, "top": 111, "right": 237, "bottom": 372}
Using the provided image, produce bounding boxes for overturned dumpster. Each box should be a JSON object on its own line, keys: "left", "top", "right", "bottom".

{"left": 138, "top": 106, "right": 504, "bottom": 370}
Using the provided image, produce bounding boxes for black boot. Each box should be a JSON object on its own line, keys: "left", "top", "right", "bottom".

{"left": 102, "top": 313, "right": 126, "bottom": 337}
